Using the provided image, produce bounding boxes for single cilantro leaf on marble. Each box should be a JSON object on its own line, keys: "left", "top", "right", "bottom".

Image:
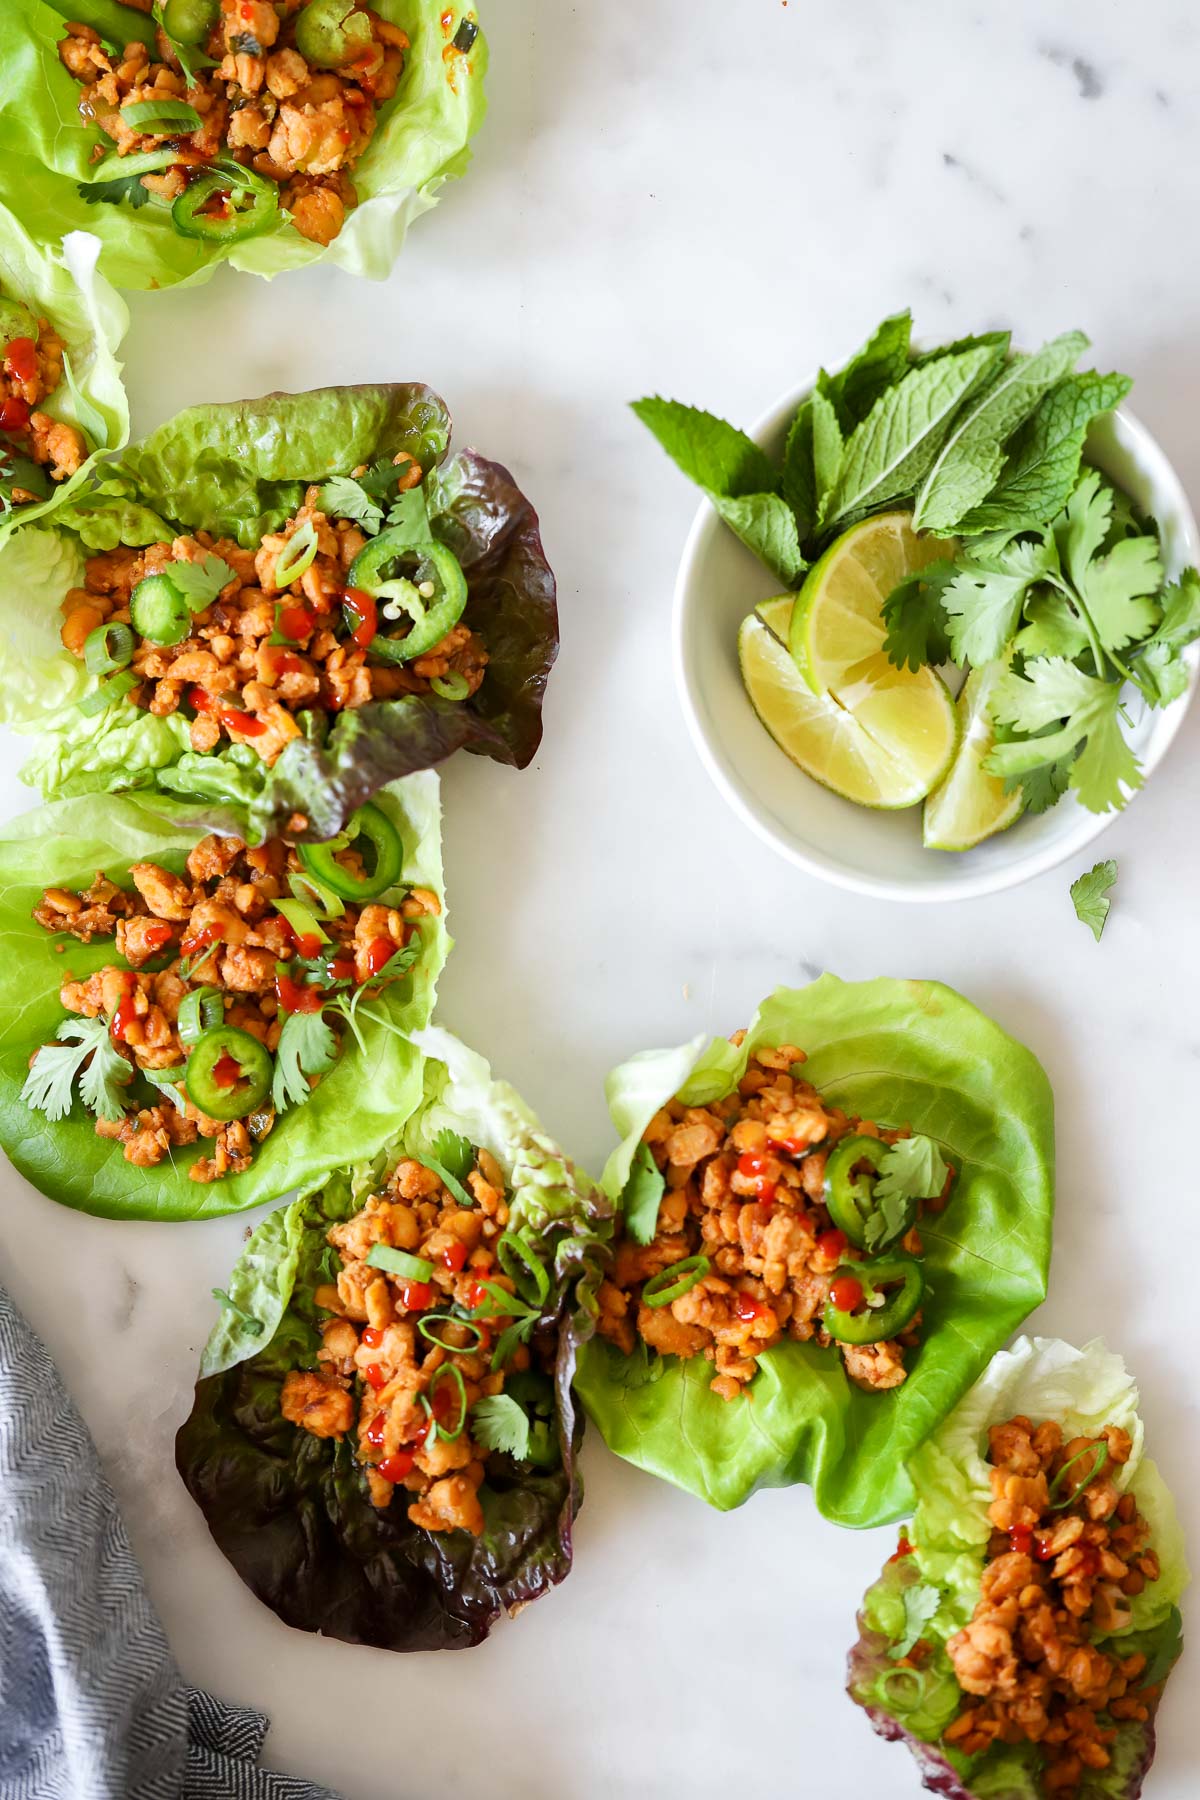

{"left": 1070, "top": 859, "right": 1117, "bottom": 941}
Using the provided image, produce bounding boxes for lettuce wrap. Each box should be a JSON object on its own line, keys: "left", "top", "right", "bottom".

{"left": 0, "top": 205, "right": 127, "bottom": 537}
{"left": 0, "top": 383, "right": 558, "bottom": 841}
{"left": 175, "top": 1029, "right": 613, "bottom": 1650}
{"left": 0, "top": 774, "right": 447, "bottom": 1220}
{"left": 0, "top": 1, "right": 485, "bottom": 291}
{"left": 847, "top": 1336, "right": 1188, "bottom": 1799}
{"left": 572, "top": 976, "right": 1055, "bottom": 1525}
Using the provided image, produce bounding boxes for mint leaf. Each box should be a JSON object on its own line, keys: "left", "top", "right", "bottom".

{"left": 470, "top": 1394, "right": 531, "bottom": 1461}
{"left": 810, "top": 385, "right": 844, "bottom": 528}
{"left": 272, "top": 1009, "right": 338, "bottom": 1113}
{"left": 882, "top": 561, "right": 956, "bottom": 671}
{"left": 874, "top": 1135, "right": 949, "bottom": 1205}
{"left": 782, "top": 397, "right": 816, "bottom": 537}
{"left": 823, "top": 312, "right": 912, "bottom": 431}
{"left": 622, "top": 1142, "right": 665, "bottom": 1246}
{"left": 958, "top": 371, "right": 1132, "bottom": 535}
{"left": 824, "top": 343, "right": 1002, "bottom": 530}
{"left": 913, "top": 330, "right": 1088, "bottom": 533}
{"left": 710, "top": 492, "right": 805, "bottom": 586}
{"left": 318, "top": 475, "right": 383, "bottom": 534}
{"left": 167, "top": 554, "right": 236, "bottom": 611}
{"left": 888, "top": 1583, "right": 942, "bottom": 1661}
{"left": 942, "top": 533, "right": 1056, "bottom": 667}
{"left": 1070, "top": 858, "right": 1116, "bottom": 941}
{"left": 631, "top": 397, "right": 777, "bottom": 498}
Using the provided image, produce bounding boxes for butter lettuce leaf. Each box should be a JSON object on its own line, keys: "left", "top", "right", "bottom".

{"left": 176, "top": 1034, "right": 612, "bottom": 1650}
{"left": 0, "top": 776, "right": 447, "bottom": 1220}
{"left": 0, "top": 0, "right": 486, "bottom": 291}
{"left": 574, "top": 976, "right": 1055, "bottom": 1524}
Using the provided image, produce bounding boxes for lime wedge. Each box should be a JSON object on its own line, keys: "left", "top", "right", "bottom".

{"left": 755, "top": 595, "right": 795, "bottom": 643}
{"left": 923, "top": 660, "right": 1024, "bottom": 850}
{"left": 789, "top": 511, "right": 956, "bottom": 696}
{"left": 739, "top": 614, "right": 958, "bottom": 810}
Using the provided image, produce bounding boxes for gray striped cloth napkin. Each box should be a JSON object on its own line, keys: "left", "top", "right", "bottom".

{"left": 0, "top": 1281, "right": 342, "bottom": 1800}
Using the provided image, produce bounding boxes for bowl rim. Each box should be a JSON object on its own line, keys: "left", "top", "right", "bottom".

{"left": 671, "top": 375, "right": 1200, "bottom": 903}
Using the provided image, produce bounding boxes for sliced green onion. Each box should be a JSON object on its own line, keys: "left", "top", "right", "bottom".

{"left": 177, "top": 985, "right": 223, "bottom": 1046}
{"left": 83, "top": 621, "right": 134, "bottom": 676}
{"left": 78, "top": 669, "right": 139, "bottom": 716}
{"left": 274, "top": 897, "right": 329, "bottom": 946}
{"left": 120, "top": 98, "right": 203, "bottom": 133}
{"left": 1048, "top": 1442, "right": 1110, "bottom": 1510}
{"left": 366, "top": 1244, "right": 434, "bottom": 1282}
{"left": 431, "top": 671, "right": 470, "bottom": 701}
{"left": 878, "top": 1668, "right": 927, "bottom": 1711}
{"left": 417, "top": 1312, "right": 485, "bottom": 1351}
{"left": 496, "top": 1231, "right": 550, "bottom": 1308}
{"left": 287, "top": 870, "right": 346, "bottom": 919}
{"left": 273, "top": 518, "right": 319, "bottom": 588}
{"left": 642, "top": 1254, "right": 711, "bottom": 1309}
{"left": 423, "top": 1362, "right": 468, "bottom": 1440}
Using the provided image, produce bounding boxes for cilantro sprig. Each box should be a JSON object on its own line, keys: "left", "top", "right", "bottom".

{"left": 21, "top": 1017, "right": 133, "bottom": 1124}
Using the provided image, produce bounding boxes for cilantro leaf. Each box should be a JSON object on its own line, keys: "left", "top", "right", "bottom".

{"left": 1078, "top": 534, "right": 1163, "bottom": 653}
{"left": 78, "top": 173, "right": 152, "bottom": 210}
{"left": 470, "top": 1394, "right": 531, "bottom": 1461}
{"left": 942, "top": 533, "right": 1055, "bottom": 667}
{"left": 1070, "top": 859, "right": 1116, "bottom": 942}
{"left": 622, "top": 1142, "right": 665, "bottom": 1246}
{"left": 22, "top": 1017, "right": 132, "bottom": 1124}
{"left": 882, "top": 561, "right": 956, "bottom": 671}
{"left": 1014, "top": 590, "right": 1088, "bottom": 661}
{"left": 987, "top": 658, "right": 1142, "bottom": 814}
{"left": 211, "top": 1287, "right": 264, "bottom": 1335}
{"left": 874, "top": 1135, "right": 949, "bottom": 1205}
{"left": 913, "top": 331, "right": 1087, "bottom": 534}
{"left": 166, "top": 554, "right": 236, "bottom": 611}
{"left": 1132, "top": 567, "right": 1200, "bottom": 705}
{"left": 824, "top": 343, "right": 1003, "bottom": 531}
{"left": 1009, "top": 754, "right": 1074, "bottom": 815}
{"left": 888, "top": 1583, "right": 942, "bottom": 1661}
{"left": 386, "top": 485, "right": 433, "bottom": 539}
{"left": 862, "top": 1191, "right": 917, "bottom": 1254}
{"left": 432, "top": 1127, "right": 475, "bottom": 1182}
{"left": 958, "top": 371, "right": 1132, "bottom": 535}
{"left": 272, "top": 1009, "right": 338, "bottom": 1113}
{"left": 317, "top": 475, "right": 383, "bottom": 534}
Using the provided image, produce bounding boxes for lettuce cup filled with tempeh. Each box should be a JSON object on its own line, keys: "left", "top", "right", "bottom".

{"left": 0, "top": 204, "right": 127, "bottom": 538}
{"left": 0, "top": 383, "right": 558, "bottom": 842}
{"left": 847, "top": 1337, "right": 1188, "bottom": 1799}
{"left": 572, "top": 976, "right": 1055, "bottom": 1525}
{"left": 175, "top": 1031, "right": 612, "bottom": 1650}
{"left": 0, "top": 774, "right": 446, "bottom": 1219}
{"left": 0, "top": 2, "right": 485, "bottom": 290}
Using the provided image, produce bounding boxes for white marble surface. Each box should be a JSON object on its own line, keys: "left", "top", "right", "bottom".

{"left": 2, "top": 1, "right": 1200, "bottom": 1794}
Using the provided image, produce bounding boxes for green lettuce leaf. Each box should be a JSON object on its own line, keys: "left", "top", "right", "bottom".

{"left": 0, "top": 205, "right": 128, "bottom": 540}
{"left": 175, "top": 1032, "right": 612, "bottom": 1650}
{"left": 847, "top": 1336, "right": 1188, "bottom": 1799}
{"left": 0, "top": 776, "right": 447, "bottom": 1220}
{"left": 573, "top": 976, "right": 1054, "bottom": 1524}
{"left": 0, "top": 384, "right": 558, "bottom": 839}
{"left": 0, "top": 0, "right": 486, "bottom": 291}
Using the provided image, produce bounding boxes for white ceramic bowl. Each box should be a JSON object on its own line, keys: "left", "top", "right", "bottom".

{"left": 672, "top": 385, "right": 1199, "bottom": 902}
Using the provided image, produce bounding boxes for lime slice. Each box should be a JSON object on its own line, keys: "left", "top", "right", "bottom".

{"left": 789, "top": 511, "right": 956, "bottom": 696}
{"left": 923, "top": 660, "right": 1023, "bottom": 851}
{"left": 755, "top": 595, "right": 795, "bottom": 643}
{"left": 739, "top": 614, "right": 958, "bottom": 810}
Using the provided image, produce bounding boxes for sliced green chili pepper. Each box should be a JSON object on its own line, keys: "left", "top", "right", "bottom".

{"left": 824, "top": 1134, "right": 915, "bottom": 1251}
{"left": 184, "top": 1026, "right": 273, "bottom": 1122}
{"left": 162, "top": 0, "right": 219, "bottom": 44}
{"left": 297, "top": 802, "right": 404, "bottom": 901}
{"left": 642, "top": 1255, "right": 711, "bottom": 1309}
{"left": 172, "top": 162, "right": 279, "bottom": 243}
{"left": 496, "top": 1231, "right": 550, "bottom": 1308}
{"left": 823, "top": 1255, "right": 924, "bottom": 1345}
{"left": 431, "top": 671, "right": 470, "bottom": 701}
{"left": 177, "top": 986, "right": 223, "bottom": 1046}
{"left": 417, "top": 1313, "right": 485, "bottom": 1351}
{"left": 131, "top": 572, "right": 191, "bottom": 647}
{"left": 120, "top": 98, "right": 202, "bottom": 134}
{"left": 366, "top": 1245, "right": 433, "bottom": 1282}
{"left": 347, "top": 532, "right": 468, "bottom": 664}
{"left": 295, "top": 0, "right": 374, "bottom": 67}
{"left": 1048, "top": 1443, "right": 1110, "bottom": 1510}
{"left": 424, "top": 1363, "right": 468, "bottom": 1440}
{"left": 83, "top": 622, "right": 134, "bottom": 676}
{"left": 78, "top": 669, "right": 140, "bottom": 715}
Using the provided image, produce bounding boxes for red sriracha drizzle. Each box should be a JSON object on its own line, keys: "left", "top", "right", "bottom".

{"left": 5, "top": 337, "right": 37, "bottom": 384}
{"left": 278, "top": 603, "right": 314, "bottom": 643}
{"left": 830, "top": 1274, "right": 864, "bottom": 1314}
{"left": 140, "top": 921, "right": 174, "bottom": 954}
{"left": 342, "top": 587, "right": 377, "bottom": 649}
{"left": 888, "top": 1534, "right": 916, "bottom": 1564}
{"left": 361, "top": 1326, "right": 383, "bottom": 1349}
{"left": 378, "top": 1450, "right": 415, "bottom": 1483}
{"left": 400, "top": 1280, "right": 433, "bottom": 1312}
{"left": 0, "top": 396, "right": 30, "bottom": 433}
{"left": 275, "top": 967, "right": 323, "bottom": 1015}
{"left": 441, "top": 1241, "right": 469, "bottom": 1274}
{"left": 211, "top": 1051, "right": 243, "bottom": 1090}
{"left": 736, "top": 1149, "right": 777, "bottom": 1207}
{"left": 816, "top": 1228, "right": 847, "bottom": 1262}
{"left": 186, "top": 686, "right": 268, "bottom": 737}
{"left": 364, "top": 1363, "right": 386, "bottom": 1391}
{"left": 274, "top": 912, "right": 323, "bottom": 961}
{"left": 363, "top": 936, "right": 397, "bottom": 979}
{"left": 180, "top": 922, "right": 220, "bottom": 959}
{"left": 366, "top": 1411, "right": 387, "bottom": 1450}
{"left": 734, "top": 1292, "right": 768, "bottom": 1323}
{"left": 109, "top": 974, "right": 138, "bottom": 1044}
